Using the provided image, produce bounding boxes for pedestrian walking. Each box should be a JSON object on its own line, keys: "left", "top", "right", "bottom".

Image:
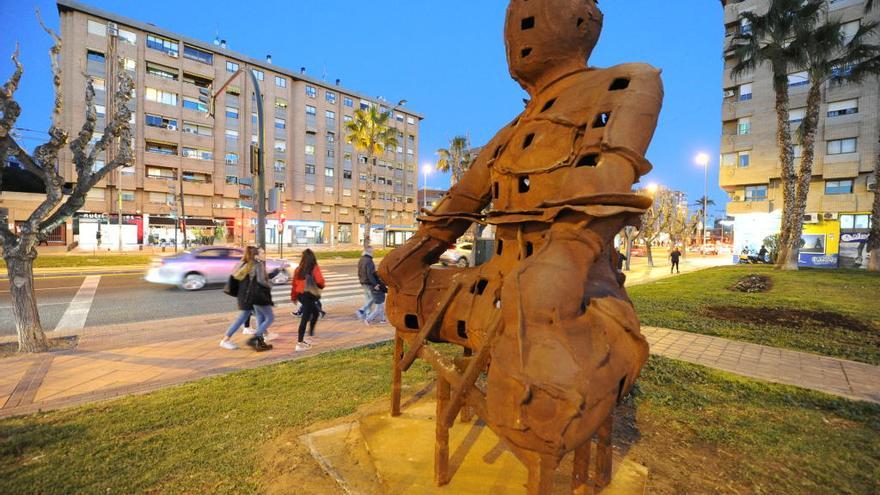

{"left": 669, "top": 247, "right": 682, "bottom": 274}
{"left": 356, "top": 246, "right": 379, "bottom": 319}
{"left": 220, "top": 246, "right": 273, "bottom": 351}
{"left": 616, "top": 249, "right": 627, "bottom": 271}
{"left": 364, "top": 276, "right": 388, "bottom": 325}
{"left": 291, "top": 249, "right": 325, "bottom": 351}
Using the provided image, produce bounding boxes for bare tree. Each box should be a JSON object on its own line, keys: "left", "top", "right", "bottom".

{"left": 638, "top": 189, "right": 675, "bottom": 267}
{"left": 0, "top": 18, "right": 133, "bottom": 352}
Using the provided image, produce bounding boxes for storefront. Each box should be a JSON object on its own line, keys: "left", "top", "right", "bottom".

{"left": 385, "top": 226, "right": 416, "bottom": 247}
{"left": 359, "top": 224, "right": 385, "bottom": 247}
{"left": 146, "top": 216, "right": 220, "bottom": 248}
{"left": 838, "top": 213, "right": 872, "bottom": 269}
{"left": 287, "top": 220, "right": 327, "bottom": 246}
{"left": 797, "top": 218, "right": 840, "bottom": 268}
{"left": 731, "top": 211, "right": 781, "bottom": 262}
{"left": 74, "top": 213, "right": 143, "bottom": 251}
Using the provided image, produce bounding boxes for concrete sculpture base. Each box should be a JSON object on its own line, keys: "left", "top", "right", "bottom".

{"left": 301, "top": 393, "right": 647, "bottom": 494}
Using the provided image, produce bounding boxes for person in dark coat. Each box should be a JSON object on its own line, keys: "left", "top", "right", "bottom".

{"left": 221, "top": 246, "right": 273, "bottom": 351}
{"left": 356, "top": 246, "right": 380, "bottom": 319}
{"left": 669, "top": 247, "right": 682, "bottom": 274}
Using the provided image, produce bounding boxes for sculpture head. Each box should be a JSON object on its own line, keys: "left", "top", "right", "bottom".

{"left": 505, "top": 0, "right": 603, "bottom": 95}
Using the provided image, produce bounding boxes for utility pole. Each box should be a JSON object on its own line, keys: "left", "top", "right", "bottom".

{"left": 179, "top": 177, "right": 187, "bottom": 249}
{"left": 105, "top": 21, "right": 123, "bottom": 252}
{"left": 250, "top": 70, "right": 267, "bottom": 249}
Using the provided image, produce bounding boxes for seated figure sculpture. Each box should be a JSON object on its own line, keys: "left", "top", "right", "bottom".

{"left": 378, "top": 0, "right": 662, "bottom": 492}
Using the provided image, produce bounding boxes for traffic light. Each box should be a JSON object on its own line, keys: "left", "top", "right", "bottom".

{"left": 267, "top": 187, "right": 279, "bottom": 214}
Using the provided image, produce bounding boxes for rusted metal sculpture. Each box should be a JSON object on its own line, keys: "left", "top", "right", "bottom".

{"left": 378, "top": 0, "right": 662, "bottom": 492}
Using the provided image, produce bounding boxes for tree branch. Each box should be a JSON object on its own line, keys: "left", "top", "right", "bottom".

{"left": 0, "top": 44, "right": 24, "bottom": 194}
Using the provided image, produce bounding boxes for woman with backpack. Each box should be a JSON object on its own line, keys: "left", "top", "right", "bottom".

{"left": 290, "top": 249, "right": 325, "bottom": 351}
{"left": 219, "top": 246, "right": 274, "bottom": 352}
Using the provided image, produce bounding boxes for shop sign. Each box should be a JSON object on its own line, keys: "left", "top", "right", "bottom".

{"left": 798, "top": 253, "right": 839, "bottom": 268}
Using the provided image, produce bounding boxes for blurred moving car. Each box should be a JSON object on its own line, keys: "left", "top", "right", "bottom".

{"left": 145, "top": 246, "right": 290, "bottom": 290}
{"left": 440, "top": 242, "right": 474, "bottom": 267}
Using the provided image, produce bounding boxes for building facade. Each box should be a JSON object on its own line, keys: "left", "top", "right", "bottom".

{"left": 720, "top": 0, "right": 878, "bottom": 268}
{"left": 9, "top": 0, "right": 422, "bottom": 250}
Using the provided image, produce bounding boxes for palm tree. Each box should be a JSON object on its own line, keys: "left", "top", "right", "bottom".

{"left": 859, "top": 0, "right": 880, "bottom": 271}
{"left": 345, "top": 106, "right": 399, "bottom": 249}
{"left": 729, "top": 0, "right": 823, "bottom": 268}
{"left": 778, "top": 13, "right": 880, "bottom": 270}
{"left": 436, "top": 135, "right": 473, "bottom": 185}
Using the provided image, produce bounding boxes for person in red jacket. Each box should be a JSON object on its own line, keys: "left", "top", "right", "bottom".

{"left": 290, "top": 249, "right": 325, "bottom": 351}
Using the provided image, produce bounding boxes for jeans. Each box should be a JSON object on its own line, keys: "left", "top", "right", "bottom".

{"left": 297, "top": 293, "right": 320, "bottom": 342}
{"left": 359, "top": 284, "right": 376, "bottom": 316}
{"left": 366, "top": 302, "right": 386, "bottom": 323}
{"left": 252, "top": 305, "right": 274, "bottom": 337}
{"left": 225, "top": 309, "right": 253, "bottom": 338}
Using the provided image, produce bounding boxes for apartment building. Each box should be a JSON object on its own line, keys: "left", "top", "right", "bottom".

{"left": 720, "top": 0, "right": 878, "bottom": 268}
{"left": 31, "top": 0, "right": 422, "bottom": 250}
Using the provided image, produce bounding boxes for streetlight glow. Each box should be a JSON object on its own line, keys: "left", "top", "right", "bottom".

{"left": 646, "top": 182, "right": 659, "bottom": 194}
{"left": 695, "top": 152, "right": 710, "bottom": 167}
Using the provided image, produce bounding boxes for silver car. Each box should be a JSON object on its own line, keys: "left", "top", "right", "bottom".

{"left": 145, "top": 246, "right": 290, "bottom": 290}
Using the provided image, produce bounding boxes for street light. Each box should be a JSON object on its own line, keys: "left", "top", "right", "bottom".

{"left": 422, "top": 163, "right": 433, "bottom": 209}
{"left": 695, "top": 152, "right": 711, "bottom": 247}
{"left": 646, "top": 182, "right": 659, "bottom": 195}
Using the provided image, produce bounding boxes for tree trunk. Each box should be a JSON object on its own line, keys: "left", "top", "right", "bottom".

{"left": 4, "top": 242, "right": 48, "bottom": 353}
{"left": 646, "top": 242, "right": 654, "bottom": 268}
{"left": 780, "top": 83, "right": 822, "bottom": 271}
{"left": 772, "top": 73, "right": 796, "bottom": 269}
{"left": 867, "top": 135, "right": 880, "bottom": 272}
{"left": 363, "top": 154, "right": 374, "bottom": 249}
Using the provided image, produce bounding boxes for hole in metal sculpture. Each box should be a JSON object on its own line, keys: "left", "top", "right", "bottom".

{"left": 493, "top": 145, "right": 502, "bottom": 158}
{"left": 577, "top": 17, "right": 584, "bottom": 27}
{"left": 475, "top": 279, "right": 489, "bottom": 295}
{"left": 457, "top": 320, "right": 468, "bottom": 339}
{"left": 540, "top": 98, "right": 556, "bottom": 112}
{"left": 617, "top": 375, "right": 627, "bottom": 403}
{"left": 521, "top": 17, "right": 535, "bottom": 30}
{"left": 522, "top": 133, "right": 535, "bottom": 149}
{"left": 404, "top": 314, "right": 419, "bottom": 329}
{"left": 518, "top": 176, "right": 531, "bottom": 193}
{"left": 521, "top": 47, "right": 532, "bottom": 58}
{"left": 525, "top": 241, "right": 534, "bottom": 257}
{"left": 493, "top": 182, "right": 499, "bottom": 198}
{"left": 609, "top": 77, "right": 630, "bottom": 91}
{"left": 496, "top": 239, "right": 504, "bottom": 255}
{"left": 593, "top": 112, "right": 611, "bottom": 128}
{"left": 577, "top": 153, "right": 599, "bottom": 167}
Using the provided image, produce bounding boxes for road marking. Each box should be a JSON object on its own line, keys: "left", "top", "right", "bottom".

{"left": 53, "top": 275, "right": 101, "bottom": 332}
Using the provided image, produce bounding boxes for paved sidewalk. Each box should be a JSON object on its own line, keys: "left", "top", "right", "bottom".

{"left": 0, "top": 301, "right": 393, "bottom": 418}
{"left": 643, "top": 326, "right": 880, "bottom": 404}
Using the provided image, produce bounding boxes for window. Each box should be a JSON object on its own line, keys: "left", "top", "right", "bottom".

{"left": 225, "top": 176, "right": 238, "bottom": 185}
{"left": 118, "top": 28, "right": 137, "bottom": 45}
{"left": 146, "top": 140, "right": 177, "bottom": 155}
{"left": 182, "top": 72, "right": 212, "bottom": 88}
{"left": 827, "top": 138, "right": 857, "bottom": 155}
{"left": 145, "top": 114, "right": 178, "bottom": 130}
{"left": 738, "top": 151, "right": 750, "bottom": 168}
{"left": 326, "top": 110, "right": 336, "bottom": 120}
{"left": 225, "top": 129, "right": 239, "bottom": 141}
{"left": 183, "top": 121, "right": 212, "bottom": 136}
{"left": 275, "top": 141, "right": 287, "bottom": 153}
{"left": 327, "top": 132, "right": 336, "bottom": 143}
{"left": 146, "top": 166, "right": 176, "bottom": 180}
{"left": 182, "top": 45, "right": 213, "bottom": 64}
{"left": 183, "top": 195, "right": 206, "bottom": 207}
{"left": 147, "top": 34, "right": 178, "bottom": 57}
{"left": 395, "top": 113, "right": 404, "bottom": 122}
{"left": 787, "top": 71, "right": 808, "bottom": 87}
{"left": 305, "top": 144, "right": 315, "bottom": 156}
{"left": 226, "top": 61, "right": 239, "bottom": 73}
{"left": 274, "top": 159, "right": 285, "bottom": 172}
{"left": 87, "top": 20, "right": 106, "bottom": 36}
{"left": 275, "top": 98, "right": 288, "bottom": 109}
{"left": 274, "top": 118, "right": 286, "bottom": 129}
{"left": 305, "top": 164, "right": 316, "bottom": 174}
{"left": 91, "top": 77, "right": 106, "bottom": 91}
{"left": 149, "top": 192, "right": 174, "bottom": 203}
{"left": 251, "top": 69, "right": 264, "bottom": 80}
{"left": 827, "top": 99, "right": 858, "bottom": 117}
{"left": 146, "top": 62, "right": 178, "bottom": 80}
{"left": 226, "top": 106, "right": 239, "bottom": 119}
{"left": 343, "top": 97, "right": 353, "bottom": 107}
{"left": 325, "top": 167, "right": 334, "bottom": 177}
{"left": 183, "top": 97, "right": 208, "bottom": 113}
{"left": 305, "top": 185, "right": 315, "bottom": 193}
{"left": 183, "top": 171, "right": 211, "bottom": 183}
{"left": 87, "top": 50, "right": 105, "bottom": 64}
{"left": 225, "top": 152, "right": 239, "bottom": 164}
{"left": 788, "top": 108, "right": 805, "bottom": 124}
{"left": 407, "top": 116, "right": 416, "bottom": 125}
{"left": 744, "top": 185, "right": 767, "bottom": 201}
{"left": 274, "top": 181, "right": 286, "bottom": 191}
{"left": 305, "top": 85, "right": 316, "bottom": 98}
{"left": 275, "top": 76, "right": 286, "bottom": 88}
{"left": 831, "top": 63, "right": 855, "bottom": 81}
{"left": 739, "top": 83, "right": 752, "bottom": 101}
{"left": 124, "top": 58, "right": 136, "bottom": 72}
{"left": 840, "top": 214, "right": 871, "bottom": 230}
{"left": 841, "top": 20, "right": 859, "bottom": 43}
{"left": 825, "top": 179, "right": 854, "bottom": 195}
{"left": 121, "top": 192, "right": 136, "bottom": 202}
{"left": 145, "top": 87, "right": 178, "bottom": 106}
{"left": 737, "top": 117, "right": 751, "bottom": 135}
{"left": 343, "top": 170, "right": 352, "bottom": 179}
{"left": 326, "top": 91, "right": 337, "bottom": 104}
{"left": 181, "top": 147, "right": 213, "bottom": 160}
{"left": 306, "top": 105, "right": 317, "bottom": 117}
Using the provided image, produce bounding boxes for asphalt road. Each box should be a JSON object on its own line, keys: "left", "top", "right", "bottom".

{"left": 0, "top": 262, "right": 363, "bottom": 336}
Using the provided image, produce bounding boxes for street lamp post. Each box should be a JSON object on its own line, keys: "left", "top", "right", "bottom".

{"left": 695, "top": 153, "right": 710, "bottom": 247}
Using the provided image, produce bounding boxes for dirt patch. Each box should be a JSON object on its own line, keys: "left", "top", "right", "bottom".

{"left": 0, "top": 336, "right": 78, "bottom": 359}
{"left": 705, "top": 305, "right": 876, "bottom": 333}
{"left": 730, "top": 274, "right": 773, "bottom": 293}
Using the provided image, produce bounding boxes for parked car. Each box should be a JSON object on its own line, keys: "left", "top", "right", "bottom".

{"left": 440, "top": 242, "right": 474, "bottom": 267}
{"left": 145, "top": 246, "right": 290, "bottom": 291}
{"left": 699, "top": 244, "right": 720, "bottom": 255}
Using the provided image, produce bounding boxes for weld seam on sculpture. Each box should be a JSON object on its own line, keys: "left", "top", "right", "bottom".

{"left": 379, "top": 1, "right": 662, "bottom": 493}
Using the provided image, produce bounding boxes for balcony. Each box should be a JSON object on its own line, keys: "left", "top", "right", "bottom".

{"left": 821, "top": 160, "right": 859, "bottom": 180}
{"left": 181, "top": 181, "right": 214, "bottom": 196}
{"left": 144, "top": 176, "right": 177, "bottom": 193}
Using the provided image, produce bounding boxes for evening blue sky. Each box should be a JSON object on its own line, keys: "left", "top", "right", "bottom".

{"left": 0, "top": 0, "right": 726, "bottom": 219}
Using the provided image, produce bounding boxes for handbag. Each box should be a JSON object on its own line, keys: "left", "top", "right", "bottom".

{"left": 223, "top": 276, "right": 240, "bottom": 297}
{"left": 304, "top": 273, "right": 323, "bottom": 298}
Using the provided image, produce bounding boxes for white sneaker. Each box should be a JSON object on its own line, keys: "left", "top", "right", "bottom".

{"left": 220, "top": 340, "right": 238, "bottom": 350}
{"left": 242, "top": 327, "right": 256, "bottom": 335}
{"left": 295, "top": 341, "right": 312, "bottom": 352}
{"left": 265, "top": 332, "right": 280, "bottom": 341}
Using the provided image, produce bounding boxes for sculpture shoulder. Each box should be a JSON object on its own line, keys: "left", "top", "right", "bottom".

{"left": 477, "top": 113, "right": 524, "bottom": 167}
{"left": 566, "top": 64, "right": 663, "bottom": 100}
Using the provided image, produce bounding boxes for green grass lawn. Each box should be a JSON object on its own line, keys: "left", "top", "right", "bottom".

{"left": 0, "top": 254, "right": 155, "bottom": 270}
{"left": 0, "top": 343, "right": 877, "bottom": 494}
{"left": 629, "top": 265, "right": 880, "bottom": 365}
